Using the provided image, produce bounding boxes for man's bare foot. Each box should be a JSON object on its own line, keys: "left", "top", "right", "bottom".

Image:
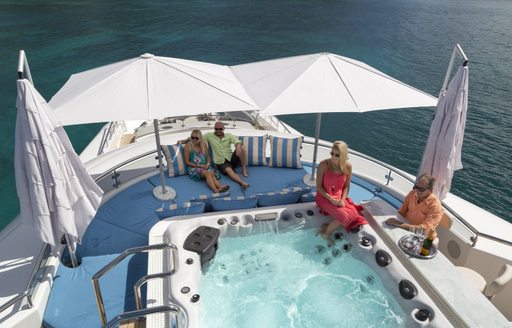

{"left": 219, "top": 185, "right": 230, "bottom": 192}
{"left": 242, "top": 183, "right": 249, "bottom": 190}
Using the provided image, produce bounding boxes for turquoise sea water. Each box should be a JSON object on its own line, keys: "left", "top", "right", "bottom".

{"left": 0, "top": 0, "right": 511, "bottom": 229}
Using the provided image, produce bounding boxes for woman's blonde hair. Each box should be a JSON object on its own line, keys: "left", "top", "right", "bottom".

{"left": 190, "top": 129, "right": 207, "bottom": 153}
{"left": 332, "top": 141, "right": 349, "bottom": 172}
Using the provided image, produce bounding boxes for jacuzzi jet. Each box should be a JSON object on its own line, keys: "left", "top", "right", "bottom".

{"left": 181, "top": 286, "right": 190, "bottom": 294}
{"left": 360, "top": 237, "right": 372, "bottom": 247}
{"left": 415, "top": 309, "right": 431, "bottom": 322}
{"left": 191, "top": 294, "right": 200, "bottom": 303}
{"left": 186, "top": 258, "right": 194, "bottom": 265}
{"left": 217, "top": 218, "right": 226, "bottom": 225}
{"left": 342, "top": 243, "right": 352, "bottom": 252}
{"left": 322, "top": 257, "right": 332, "bottom": 265}
{"left": 375, "top": 250, "right": 392, "bottom": 267}
{"left": 334, "top": 232, "right": 343, "bottom": 240}
{"left": 366, "top": 275, "right": 375, "bottom": 284}
{"left": 399, "top": 280, "right": 418, "bottom": 300}
{"left": 331, "top": 248, "right": 342, "bottom": 258}
{"left": 315, "top": 245, "right": 326, "bottom": 254}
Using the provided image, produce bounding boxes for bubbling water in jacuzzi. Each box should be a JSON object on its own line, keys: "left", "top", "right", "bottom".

{"left": 199, "top": 225, "right": 406, "bottom": 328}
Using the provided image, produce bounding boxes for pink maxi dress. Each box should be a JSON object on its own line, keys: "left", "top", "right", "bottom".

{"left": 315, "top": 168, "right": 368, "bottom": 231}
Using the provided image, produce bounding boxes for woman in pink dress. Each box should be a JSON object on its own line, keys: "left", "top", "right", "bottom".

{"left": 316, "top": 141, "right": 367, "bottom": 245}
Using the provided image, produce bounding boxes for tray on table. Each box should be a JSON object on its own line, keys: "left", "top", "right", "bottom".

{"left": 398, "top": 234, "right": 437, "bottom": 259}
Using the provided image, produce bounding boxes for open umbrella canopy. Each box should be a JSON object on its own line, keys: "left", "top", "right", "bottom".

{"left": 50, "top": 53, "right": 258, "bottom": 125}
{"left": 230, "top": 52, "right": 438, "bottom": 115}
{"left": 230, "top": 52, "right": 438, "bottom": 184}
{"left": 418, "top": 65, "right": 469, "bottom": 200}
{"left": 15, "top": 79, "right": 103, "bottom": 252}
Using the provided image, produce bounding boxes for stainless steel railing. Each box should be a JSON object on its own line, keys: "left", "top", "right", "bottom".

{"left": 302, "top": 139, "right": 512, "bottom": 248}
{"left": 91, "top": 243, "right": 179, "bottom": 327}
{"left": 103, "top": 305, "right": 185, "bottom": 328}
{"left": 0, "top": 243, "right": 51, "bottom": 314}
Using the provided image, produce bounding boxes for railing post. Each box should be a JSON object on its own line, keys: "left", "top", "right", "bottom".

{"left": 91, "top": 243, "right": 177, "bottom": 327}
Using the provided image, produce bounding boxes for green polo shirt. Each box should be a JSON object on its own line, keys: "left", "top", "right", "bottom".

{"left": 203, "top": 132, "right": 241, "bottom": 164}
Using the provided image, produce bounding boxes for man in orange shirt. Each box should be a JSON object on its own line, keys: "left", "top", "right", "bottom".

{"left": 385, "top": 173, "right": 443, "bottom": 236}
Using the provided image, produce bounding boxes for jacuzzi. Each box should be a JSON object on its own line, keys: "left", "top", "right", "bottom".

{"left": 147, "top": 203, "right": 453, "bottom": 328}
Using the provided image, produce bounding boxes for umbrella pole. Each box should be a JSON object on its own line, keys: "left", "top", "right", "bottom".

{"left": 303, "top": 113, "right": 322, "bottom": 187}
{"left": 152, "top": 119, "right": 176, "bottom": 201}
{"left": 64, "top": 233, "right": 78, "bottom": 268}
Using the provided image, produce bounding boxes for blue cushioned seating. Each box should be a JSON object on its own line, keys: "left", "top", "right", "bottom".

{"left": 300, "top": 191, "right": 317, "bottom": 203}
{"left": 210, "top": 196, "right": 259, "bottom": 212}
{"left": 162, "top": 144, "right": 188, "bottom": 177}
{"left": 257, "top": 186, "right": 311, "bottom": 207}
{"left": 268, "top": 135, "right": 302, "bottom": 168}
{"left": 189, "top": 191, "right": 230, "bottom": 211}
{"left": 155, "top": 201, "right": 206, "bottom": 219}
{"left": 147, "top": 174, "right": 244, "bottom": 200}
{"left": 43, "top": 253, "right": 147, "bottom": 328}
{"left": 241, "top": 166, "right": 308, "bottom": 197}
{"left": 241, "top": 135, "right": 267, "bottom": 166}
{"left": 77, "top": 179, "right": 160, "bottom": 257}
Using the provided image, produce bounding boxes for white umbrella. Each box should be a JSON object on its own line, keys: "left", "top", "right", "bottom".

{"left": 50, "top": 54, "right": 257, "bottom": 124}
{"left": 230, "top": 53, "right": 438, "bottom": 184}
{"left": 14, "top": 79, "right": 103, "bottom": 265}
{"left": 418, "top": 65, "right": 469, "bottom": 199}
{"left": 49, "top": 54, "right": 258, "bottom": 199}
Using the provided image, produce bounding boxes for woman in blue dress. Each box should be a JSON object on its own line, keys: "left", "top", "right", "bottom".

{"left": 184, "top": 130, "right": 229, "bottom": 193}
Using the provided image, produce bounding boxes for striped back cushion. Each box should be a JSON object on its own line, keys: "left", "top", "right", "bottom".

{"left": 268, "top": 136, "right": 303, "bottom": 168}
{"left": 257, "top": 186, "right": 311, "bottom": 207}
{"left": 241, "top": 135, "right": 267, "bottom": 166}
{"left": 161, "top": 144, "right": 188, "bottom": 177}
{"left": 155, "top": 201, "right": 206, "bottom": 219}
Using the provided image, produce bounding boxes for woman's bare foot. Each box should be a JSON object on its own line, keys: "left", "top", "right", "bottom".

{"left": 242, "top": 183, "right": 249, "bottom": 190}
{"left": 321, "top": 233, "right": 335, "bottom": 247}
{"left": 242, "top": 169, "right": 248, "bottom": 177}
{"left": 316, "top": 223, "right": 328, "bottom": 236}
{"left": 219, "top": 185, "right": 230, "bottom": 192}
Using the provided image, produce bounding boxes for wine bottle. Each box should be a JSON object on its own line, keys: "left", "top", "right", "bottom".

{"left": 420, "top": 229, "right": 435, "bottom": 256}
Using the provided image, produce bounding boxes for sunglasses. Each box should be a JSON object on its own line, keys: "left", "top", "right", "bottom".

{"left": 191, "top": 136, "right": 199, "bottom": 140}
{"left": 330, "top": 152, "right": 340, "bottom": 158}
{"left": 413, "top": 185, "right": 428, "bottom": 192}
{"left": 215, "top": 128, "right": 224, "bottom": 131}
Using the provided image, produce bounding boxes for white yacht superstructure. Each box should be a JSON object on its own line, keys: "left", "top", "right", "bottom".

{"left": 1, "top": 48, "right": 511, "bottom": 328}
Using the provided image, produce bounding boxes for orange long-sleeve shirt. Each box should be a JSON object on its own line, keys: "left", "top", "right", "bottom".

{"left": 398, "top": 190, "right": 443, "bottom": 232}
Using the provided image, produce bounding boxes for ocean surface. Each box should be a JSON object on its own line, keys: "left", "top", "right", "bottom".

{"left": 0, "top": 0, "right": 511, "bottom": 230}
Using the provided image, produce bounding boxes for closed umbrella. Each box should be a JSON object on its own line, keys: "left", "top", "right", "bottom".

{"left": 230, "top": 53, "right": 438, "bottom": 184}
{"left": 15, "top": 79, "right": 103, "bottom": 265}
{"left": 418, "top": 65, "right": 469, "bottom": 199}
{"left": 50, "top": 54, "right": 258, "bottom": 200}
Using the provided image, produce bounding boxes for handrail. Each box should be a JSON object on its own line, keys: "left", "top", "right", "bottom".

{"left": 97, "top": 121, "right": 116, "bottom": 156}
{"left": 92, "top": 243, "right": 178, "bottom": 327}
{"left": 103, "top": 305, "right": 184, "bottom": 328}
{"left": 93, "top": 149, "right": 157, "bottom": 183}
{"left": 133, "top": 247, "right": 179, "bottom": 310}
{"left": 0, "top": 243, "right": 51, "bottom": 314}
{"left": 302, "top": 139, "right": 512, "bottom": 248}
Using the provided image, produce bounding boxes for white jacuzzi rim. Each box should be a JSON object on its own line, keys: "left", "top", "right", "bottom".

{"left": 147, "top": 203, "right": 453, "bottom": 328}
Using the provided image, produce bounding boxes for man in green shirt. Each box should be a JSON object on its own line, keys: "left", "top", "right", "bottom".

{"left": 203, "top": 122, "right": 249, "bottom": 189}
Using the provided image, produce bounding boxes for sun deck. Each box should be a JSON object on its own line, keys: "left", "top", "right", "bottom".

{"left": 41, "top": 158, "right": 399, "bottom": 327}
